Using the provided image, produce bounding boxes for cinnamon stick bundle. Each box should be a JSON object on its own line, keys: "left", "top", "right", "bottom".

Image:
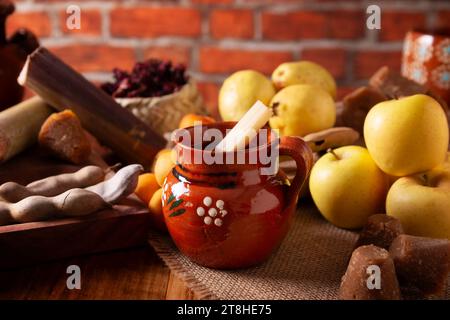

{"left": 18, "top": 47, "right": 166, "bottom": 167}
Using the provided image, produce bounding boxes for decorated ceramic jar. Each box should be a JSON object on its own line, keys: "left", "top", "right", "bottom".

{"left": 402, "top": 30, "right": 450, "bottom": 106}
{"left": 162, "top": 122, "right": 313, "bottom": 269}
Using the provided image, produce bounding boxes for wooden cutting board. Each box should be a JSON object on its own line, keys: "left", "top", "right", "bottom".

{"left": 0, "top": 148, "right": 150, "bottom": 270}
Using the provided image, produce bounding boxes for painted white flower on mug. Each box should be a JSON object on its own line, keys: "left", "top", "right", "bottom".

{"left": 413, "top": 35, "right": 433, "bottom": 62}
{"left": 436, "top": 39, "right": 450, "bottom": 64}
{"left": 196, "top": 196, "right": 228, "bottom": 227}
{"left": 409, "top": 61, "right": 428, "bottom": 84}
{"left": 431, "top": 65, "right": 450, "bottom": 90}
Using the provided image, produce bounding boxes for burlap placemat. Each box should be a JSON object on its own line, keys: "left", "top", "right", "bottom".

{"left": 148, "top": 203, "right": 450, "bottom": 300}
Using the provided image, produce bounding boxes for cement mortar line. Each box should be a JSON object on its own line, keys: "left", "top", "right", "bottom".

{"left": 48, "top": 5, "right": 62, "bottom": 38}
{"left": 363, "top": 0, "right": 450, "bottom": 10}
{"left": 16, "top": 2, "right": 115, "bottom": 12}
{"left": 254, "top": 10, "right": 263, "bottom": 41}
{"left": 189, "top": 72, "right": 226, "bottom": 84}
{"left": 40, "top": 36, "right": 404, "bottom": 52}
{"left": 426, "top": 8, "right": 438, "bottom": 30}
{"left": 16, "top": 0, "right": 450, "bottom": 13}
{"left": 187, "top": 71, "right": 374, "bottom": 86}
{"left": 190, "top": 45, "right": 200, "bottom": 75}
{"left": 345, "top": 49, "right": 357, "bottom": 84}
{"left": 197, "top": 39, "right": 404, "bottom": 51}
{"left": 83, "top": 70, "right": 369, "bottom": 89}
{"left": 83, "top": 72, "right": 113, "bottom": 83}
{"left": 101, "top": 6, "right": 112, "bottom": 40}
{"left": 82, "top": 70, "right": 224, "bottom": 86}
{"left": 200, "top": 7, "right": 210, "bottom": 41}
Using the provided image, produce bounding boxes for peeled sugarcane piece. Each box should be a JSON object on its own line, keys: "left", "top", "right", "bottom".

{"left": 18, "top": 47, "right": 166, "bottom": 167}
{"left": 0, "top": 165, "right": 106, "bottom": 202}
{"left": 0, "top": 96, "right": 53, "bottom": 162}
{"left": 389, "top": 235, "right": 450, "bottom": 298}
{"left": 39, "top": 110, "right": 91, "bottom": 164}
{"left": 339, "top": 245, "right": 401, "bottom": 300}
{"left": 214, "top": 100, "right": 272, "bottom": 152}
{"left": 355, "top": 214, "right": 404, "bottom": 250}
{"left": 86, "top": 164, "right": 143, "bottom": 204}
{"left": 303, "top": 127, "right": 360, "bottom": 153}
{"left": 0, "top": 188, "right": 109, "bottom": 225}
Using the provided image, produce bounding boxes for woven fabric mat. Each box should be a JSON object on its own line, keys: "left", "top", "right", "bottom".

{"left": 148, "top": 203, "right": 450, "bottom": 300}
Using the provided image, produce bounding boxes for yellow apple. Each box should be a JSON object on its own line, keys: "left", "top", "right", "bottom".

{"left": 309, "top": 146, "right": 388, "bottom": 229}
{"left": 364, "top": 94, "right": 449, "bottom": 176}
{"left": 441, "top": 152, "right": 450, "bottom": 171}
{"left": 386, "top": 167, "right": 450, "bottom": 240}
{"left": 269, "top": 84, "right": 335, "bottom": 136}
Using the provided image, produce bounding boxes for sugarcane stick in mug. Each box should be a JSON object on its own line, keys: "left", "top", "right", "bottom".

{"left": 215, "top": 100, "right": 272, "bottom": 153}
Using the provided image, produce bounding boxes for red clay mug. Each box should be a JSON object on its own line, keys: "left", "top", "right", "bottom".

{"left": 162, "top": 122, "right": 313, "bottom": 269}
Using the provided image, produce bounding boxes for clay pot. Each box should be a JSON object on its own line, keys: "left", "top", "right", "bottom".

{"left": 162, "top": 122, "right": 313, "bottom": 269}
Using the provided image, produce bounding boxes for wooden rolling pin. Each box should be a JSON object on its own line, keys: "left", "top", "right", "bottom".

{"left": 0, "top": 96, "right": 52, "bottom": 162}
{"left": 18, "top": 47, "right": 166, "bottom": 167}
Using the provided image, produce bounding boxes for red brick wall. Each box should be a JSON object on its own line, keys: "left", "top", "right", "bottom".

{"left": 8, "top": 0, "right": 450, "bottom": 117}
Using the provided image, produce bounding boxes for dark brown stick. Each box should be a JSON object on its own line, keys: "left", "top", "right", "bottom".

{"left": 18, "top": 47, "right": 166, "bottom": 167}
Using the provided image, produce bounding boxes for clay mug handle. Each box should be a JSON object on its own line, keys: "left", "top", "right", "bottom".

{"left": 279, "top": 136, "right": 314, "bottom": 204}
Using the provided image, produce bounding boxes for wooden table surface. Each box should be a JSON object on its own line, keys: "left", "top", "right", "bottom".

{"left": 0, "top": 245, "right": 200, "bottom": 299}
{"left": 0, "top": 150, "right": 200, "bottom": 300}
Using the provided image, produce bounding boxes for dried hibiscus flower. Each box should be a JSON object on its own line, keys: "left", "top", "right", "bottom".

{"left": 101, "top": 59, "right": 188, "bottom": 98}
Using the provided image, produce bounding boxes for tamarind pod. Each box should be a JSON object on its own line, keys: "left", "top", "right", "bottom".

{"left": 0, "top": 165, "right": 141, "bottom": 225}
{"left": 27, "top": 165, "right": 105, "bottom": 196}
{"left": 54, "top": 188, "right": 109, "bottom": 217}
{"left": 303, "top": 127, "right": 360, "bottom": 153}
{"left": 0, "top": 181, "right": 34, "bottom": 202}
{"left": 86, "top": 164, "right": 143, "bottom": 204}
{"left": 0, "top": 203, "right": 14, "bottom": 225}
{"left": 0, "top": 165, "right": 106, "bottom": 203}
{"left": 0, "top": 189, "right": 109, "bottom": 225}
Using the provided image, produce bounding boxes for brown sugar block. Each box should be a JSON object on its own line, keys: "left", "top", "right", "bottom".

{"left": 355, "top": 214, "right": 404, "bottom": 250}
{"left": 342, "top": 87, "right": 386, "bottom": 133}
{"left": 389, "top": 234, "right": 450, "bottom": 297}
{"left": 38, "top": 110, "right": 91, "bottom": 164}
{"left": 339, "top": 245, "right": 401, "bottom": 300}
{"left": 369, "top": 66, "right": 448, "bottom": 112}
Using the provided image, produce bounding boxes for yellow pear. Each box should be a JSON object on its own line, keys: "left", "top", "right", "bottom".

{"left": 272, "top": 61, "right": 337, "bottom": 99}
{"left": 218, "top": 70, "right": 275, "bottom": 121}
{"left": 269, "top": 84, "right": 335, "bottom": 136}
